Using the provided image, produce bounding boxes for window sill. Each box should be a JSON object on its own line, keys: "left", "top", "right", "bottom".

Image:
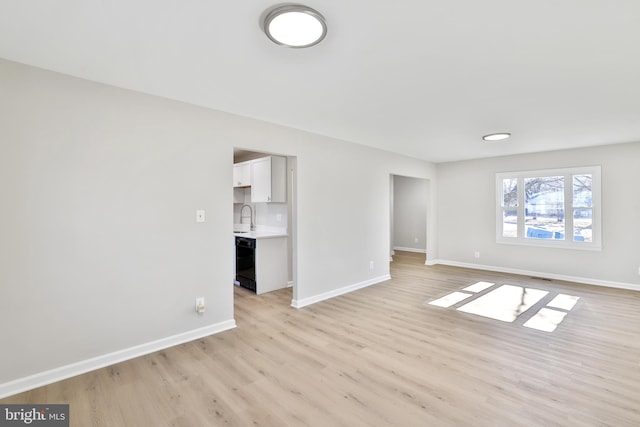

{"left": 496, "top": 238, "right": 602, "bottom": 252}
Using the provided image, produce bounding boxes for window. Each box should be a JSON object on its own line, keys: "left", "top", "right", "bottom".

{"left": 496, "top": 166, "right": 601, "bottom": 250}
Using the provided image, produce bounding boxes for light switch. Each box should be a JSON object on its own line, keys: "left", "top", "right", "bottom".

{"left": 196, "top": 210, "right": 205, "bottom": 223}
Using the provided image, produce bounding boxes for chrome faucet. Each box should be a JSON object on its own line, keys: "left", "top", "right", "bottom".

{"left": 240, "top": 204, "right": 255, "bottom": 231}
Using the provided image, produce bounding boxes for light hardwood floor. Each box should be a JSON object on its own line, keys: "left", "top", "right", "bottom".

{"left": 3, "top": 251, "right": 640, "bottom": 426}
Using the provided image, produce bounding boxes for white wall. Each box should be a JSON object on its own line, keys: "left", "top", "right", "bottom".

{"left": 0, "top": 58, "right": 436, "bottom": 390}
{"left": 393, "top": 175, "right": 428, "bottom": 252}
{"left": 435, "top": 142, "right": 640, "bottom": 288}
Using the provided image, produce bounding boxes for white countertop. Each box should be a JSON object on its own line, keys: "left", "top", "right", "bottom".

{"left": 234, "top": 230, "right": 288, "bottom": 239}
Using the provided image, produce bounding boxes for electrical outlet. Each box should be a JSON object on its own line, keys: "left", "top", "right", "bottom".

{"left": 474, "top": 251, "right": 480, "bottom": 259}
{"left": 196, "top": 210, "right": 205, "bottom": 223}
{"left": 414, "top": 237, "right": 419, "bottom": 243}
{"left": 369, "top": 261, "right": 374, "bottom": 270}
{"left": 195, "top": 297, "right": 206, "bottom": 314}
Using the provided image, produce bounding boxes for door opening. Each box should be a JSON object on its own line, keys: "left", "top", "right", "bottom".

{"left": 390, "top": 174, "right": 429, "bottom": 264}
{"left": 232, "top": 149, "right": 297, "bottom": 305}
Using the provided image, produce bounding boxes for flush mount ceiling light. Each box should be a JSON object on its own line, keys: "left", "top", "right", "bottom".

{"left": 483, "top": 133, "right": 511, "bottom": 141}
{"left": 264, "top": 5, "right": 327, "bottom": 48}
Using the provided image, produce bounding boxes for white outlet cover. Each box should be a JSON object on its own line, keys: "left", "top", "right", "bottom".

{"left": 195, "top": 297, "right": 205, "bottom": 313}
{"left": 196, "top": 210, "right": 205, "bottom": 223}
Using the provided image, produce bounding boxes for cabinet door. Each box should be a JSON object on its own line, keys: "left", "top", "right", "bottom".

{"left": 254, "top": 236, "right": 288, "bottom": 294}
{"left": 251, "top": 157, "right": 271, "bottom": 202}
{"left": 233, "top": 162, "right": 251, "bottom": 187}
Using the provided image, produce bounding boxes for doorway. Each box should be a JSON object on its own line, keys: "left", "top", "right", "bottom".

{"left": 233, "top": 149, "right": 297, "bottom": 305}
{"left": 390, "top": 174, "right": 429, "bottom": 263}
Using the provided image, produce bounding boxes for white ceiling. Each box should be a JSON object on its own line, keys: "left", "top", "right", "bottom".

{"left": 2, "top": 1, "right": 640, "bottom": 163}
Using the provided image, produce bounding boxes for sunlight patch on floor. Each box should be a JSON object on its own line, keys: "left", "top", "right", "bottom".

{"left": 457, "top": 285, "right": 548, "bottom": 322}
{"left": 523, "top": 308, "right": 568, "bottom": 332}
{"left": 427, "top": 281, "right": 580, "bottom": 332}
{"left": 547, "top": 294, "right": 580, "bottom": 311}
{"left": 428, "top": 292, "right": 473, "bottom": 308}
{"left": 462, "top": 281, "right": 494, "bottom": 292}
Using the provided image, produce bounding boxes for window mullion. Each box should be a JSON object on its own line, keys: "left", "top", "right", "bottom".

{"left": 565, "top": 173, "right": 573, "bottom": 242}
{"left": 517, "top": 176, "right": 525, "bottom": 241}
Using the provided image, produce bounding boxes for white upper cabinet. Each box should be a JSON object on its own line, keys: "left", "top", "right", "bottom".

{"left": 233, "top": 156, "right": 286, "bottom": 203}
{"left": 233, "top": 161, "right": 251, "bottom": 187}
{"left": 251, "top": 156, "right": 287, "bottom": 203}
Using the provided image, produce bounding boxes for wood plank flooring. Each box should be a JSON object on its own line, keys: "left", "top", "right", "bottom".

{"left": 3, "top": 251, "right": 640, "bottom": 426}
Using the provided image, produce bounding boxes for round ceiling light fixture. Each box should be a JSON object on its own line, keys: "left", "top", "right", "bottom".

{"left": 264, "top": 5, "right": 327, "bottom": 48}
{"left": 482, "top": 133, "right": 511, "bottom": 141}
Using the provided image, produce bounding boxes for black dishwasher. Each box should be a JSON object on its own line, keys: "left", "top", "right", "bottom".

{"left": 235, "top": 237, "right": 256, "bottom": 292}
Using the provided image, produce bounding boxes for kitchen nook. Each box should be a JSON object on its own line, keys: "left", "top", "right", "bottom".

{"left": 233, "top": 152, "right": 291, "bottom": 295}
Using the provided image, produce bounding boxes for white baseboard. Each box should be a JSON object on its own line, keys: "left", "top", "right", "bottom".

{"left": 291, "top": 274, "right": 391, "bottom": 309}
{"left": 393, "top": 246, "right": 427, "bottom": 254}
{"left": 0, "top": 319, "right": 236, "bottom": 400}
{"left": 426, "top": 259, "right": 640, "bottom": 292}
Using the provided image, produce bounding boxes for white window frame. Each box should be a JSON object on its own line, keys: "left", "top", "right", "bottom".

{"left": 496, "top": 166, "right": 601, "bottom": 251}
